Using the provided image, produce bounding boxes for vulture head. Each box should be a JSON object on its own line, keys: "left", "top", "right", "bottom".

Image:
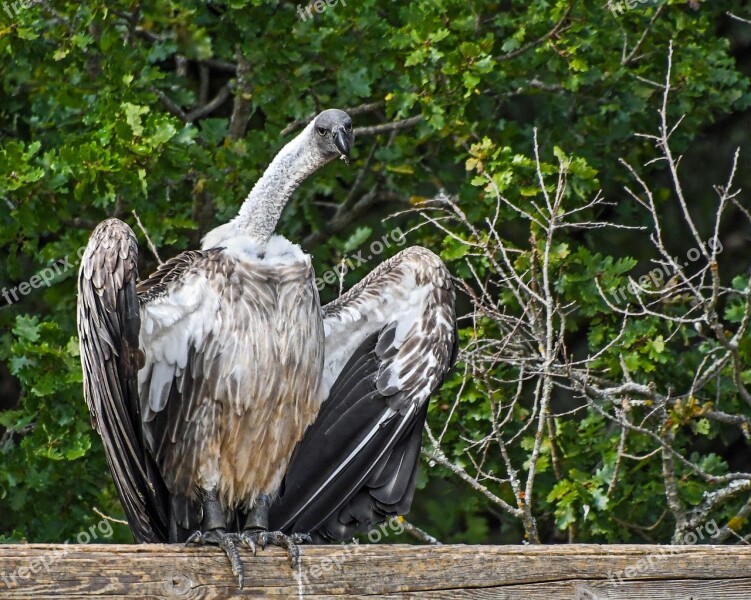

{"left": 312, "top": 108, "right": 354, "bottom": 164}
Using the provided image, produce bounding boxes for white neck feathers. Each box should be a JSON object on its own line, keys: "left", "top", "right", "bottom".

{"left": 230, "top": 120, "right": 328, "bottom": 246}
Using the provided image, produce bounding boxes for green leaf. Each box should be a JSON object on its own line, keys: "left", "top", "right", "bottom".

{"left": 13, "top": 315, "right": 40, "bottom": 343}
{"left": 122, "top": 103, "right": 149, "bottom": 137}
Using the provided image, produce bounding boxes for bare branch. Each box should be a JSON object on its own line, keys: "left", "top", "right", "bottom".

{"left": 131, "top": 210, "right": 162, "bottom": 265}
{"left": 401, "top": 520, "right": 442, "bottom": 545}
{"left": 727, "top": 12, "right": 751, "bottom": 26}
{"left": 184, "top": 85, "right": 231, "bottom": 123}
{"left": 354, "top": 115, "right": 424, "bottom": 137}
{"left": 423, "top": 426, "right": 524, "bottom": 521}
{"left": 281, "top": 101, "right": 384, "bottom": 136}
{"left": 92, "top": 507, "right": 128, "bottom": 526}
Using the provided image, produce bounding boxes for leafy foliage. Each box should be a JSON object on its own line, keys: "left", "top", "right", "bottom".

{"left": 1, "top": 0, "right": 750, "bottom": 544}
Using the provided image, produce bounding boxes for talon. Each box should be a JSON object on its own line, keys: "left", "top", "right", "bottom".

{"left": 239, "top": 528, "right": 269, "bottom": 552}
{"left": 185, "top": 530, "right": 203, "bottom": 546}
{"left": 250, "top": 530, "right": 307, "bottom": 570}
{"left": 238, "top": 531, "right": 258, "bottom": 556}
{"left": 185, "top": 528, "right": 245, "bottom": 588}
{"left": 291, "top": 533, "right": 312, "bottom": 545}
{"left": 257, "top": 530, "right": 269, "bottom": 550}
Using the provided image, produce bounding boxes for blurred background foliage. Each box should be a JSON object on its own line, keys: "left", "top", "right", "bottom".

{"left": 0, "top": 0, "right": 750, "bottom": 544}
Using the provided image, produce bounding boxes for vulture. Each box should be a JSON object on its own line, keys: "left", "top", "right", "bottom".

{"left": 77, "top": 108, "right": 456, "bottom": 586}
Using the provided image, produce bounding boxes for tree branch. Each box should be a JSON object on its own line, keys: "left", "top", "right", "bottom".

{"left": 281, "top": 101, "right": 384, "bottom": 136}
{"left": 229, "top": 49, "right": 253, "bottom": 140}
{"left": 301, "top": 189, "right": 403, "bottom": 248}
{"left": 184, "top": 85, "right": 231, "bottom": 123}
{"left": 498, "top": 0, "right": 574, "bottom": 61}
{"left": 354, "top": 115, "right": 424, "bottom": 136}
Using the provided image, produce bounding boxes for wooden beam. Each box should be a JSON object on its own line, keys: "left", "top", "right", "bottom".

{"left": 1, "top": 543, "right": 750, "bottom": 598}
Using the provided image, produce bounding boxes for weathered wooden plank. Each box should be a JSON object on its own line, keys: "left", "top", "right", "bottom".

{"left": 0, "top": 544, "right": 750, "bottom": 599}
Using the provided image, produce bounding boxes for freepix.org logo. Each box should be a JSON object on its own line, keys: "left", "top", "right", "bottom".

{"left": 2, "top": 247, "right": 87, "bottom": 308}
{"left": 609, "top": 0, "right": 661, "bottom": 16}
{"left": 1, "top": 518, "right": 114, "bottom": 589}
{"left": 2, "top": 0, "right": 34, "bottom": 20}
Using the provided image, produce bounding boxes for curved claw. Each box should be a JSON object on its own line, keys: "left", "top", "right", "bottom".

{"left": 186, "top": 528, "right": 245, "bottom": 589}
{"left": 185, "top": 530, "right": 203, "bottom": 547}
{"left": 237, "top": 530, "right": 259, "bottom": 556}
{"left": 290, "top": 533, "right": 312, "bottom": 545}
{"left": 238, "top": 529, "right": 309, "bottom": 569}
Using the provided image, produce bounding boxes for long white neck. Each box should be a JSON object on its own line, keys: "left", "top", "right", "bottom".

{"left": 230, "top": 120, "right": 328, "bottom": 247}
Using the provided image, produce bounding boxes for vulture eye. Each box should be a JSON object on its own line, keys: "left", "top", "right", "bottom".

{"left": 344, "top": 121, "right": 353, "bottom": 132}
{"left": 317, "top": 127, "right": 327, "bottom": 137}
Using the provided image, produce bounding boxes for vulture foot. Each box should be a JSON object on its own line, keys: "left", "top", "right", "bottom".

{"left": 186, "top": 528, "right": 245, "bottom": 588}
{"left": 238, "top": 529, "right": 311, "bottom": 569}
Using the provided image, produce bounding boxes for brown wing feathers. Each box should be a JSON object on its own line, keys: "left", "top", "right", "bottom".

{"left": 77, "top": 218, "right": 168, "bottom": 542}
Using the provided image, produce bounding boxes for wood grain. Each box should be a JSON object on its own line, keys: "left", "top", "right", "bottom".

{"left": 1, "top": 543, "right": 750, "bottom": 599}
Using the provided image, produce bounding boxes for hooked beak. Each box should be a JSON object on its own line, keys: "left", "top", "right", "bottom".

{"left": 333, "top": 128, "right": 351, "bottom": 163}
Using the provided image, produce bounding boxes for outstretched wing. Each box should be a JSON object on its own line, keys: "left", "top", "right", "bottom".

{"left": 77, "top": 218, "right": 168, "bottom": 542}
{"left": 78, "top": 219, "right": 223, "bottom": 542}
{"left": 270, "top": 246, "right": 456, "bottom": 540}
